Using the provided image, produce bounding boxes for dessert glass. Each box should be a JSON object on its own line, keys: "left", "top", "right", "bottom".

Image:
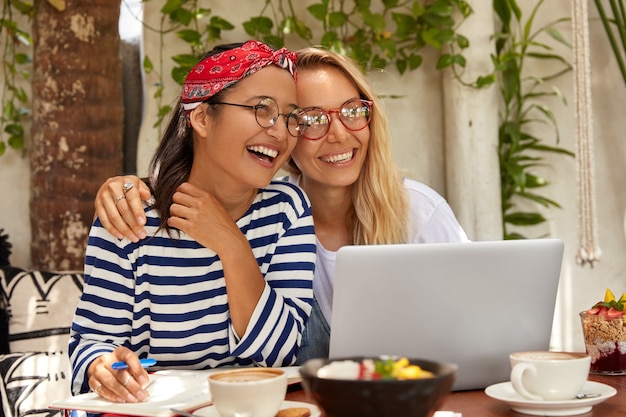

{"left": 579, "top": 311, "right": 626, "bottom": 375}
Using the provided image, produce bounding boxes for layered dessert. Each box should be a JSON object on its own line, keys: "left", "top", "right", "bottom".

{"left": 580, "top": 289, "right": 626, "bottom": 374}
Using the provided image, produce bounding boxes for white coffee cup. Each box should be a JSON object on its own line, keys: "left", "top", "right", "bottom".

{"left": 208, "top": 367, "right": 287, "bottom": 417}
{"left": 509, "top": 351, "right": 591, "bottom": 401}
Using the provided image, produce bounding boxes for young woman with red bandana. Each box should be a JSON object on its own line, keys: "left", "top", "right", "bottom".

{"left": 69, "top": 41, "right": 316, "bottom": 403}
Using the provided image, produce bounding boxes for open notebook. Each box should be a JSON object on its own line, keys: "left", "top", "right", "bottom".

{"left": 49, "top": 367, "right": 302, "bottom": 417}
{"left": 328, "top": 239, "right": 564, "bottom": 390}
{"left": 49, "top": 373, "right": 211, "bottom": 417}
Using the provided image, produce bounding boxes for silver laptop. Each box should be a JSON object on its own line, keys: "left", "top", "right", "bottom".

{"left": 328, "top": 238, "right": 564, "bottom": 391}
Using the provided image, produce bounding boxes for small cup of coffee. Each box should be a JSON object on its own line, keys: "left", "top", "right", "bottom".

{"left": 208, "top": 367, "right": 287, "bottom": 417}
{"left": 509, "top": 351, "right": 591, "bottom": 401}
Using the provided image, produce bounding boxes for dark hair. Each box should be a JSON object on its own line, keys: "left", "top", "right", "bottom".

{"left": 148, "top": 43, "right": 245, "bottom": 232}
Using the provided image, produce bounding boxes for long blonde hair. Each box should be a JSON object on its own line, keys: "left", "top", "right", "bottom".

{"left": 286, "top": 47, "right": 409, "bottom": 245}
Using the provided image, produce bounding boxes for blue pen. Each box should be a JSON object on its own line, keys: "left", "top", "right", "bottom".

{"left": 111, "top": 358, "right": 157, "bottom": 370}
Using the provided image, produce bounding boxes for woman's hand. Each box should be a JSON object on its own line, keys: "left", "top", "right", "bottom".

{"left": 87, "top": 346, "right": 150, "bottom": 403}
{"left": 167, "top": 182, "right": 245, "bottom": 253}
{"left": 95, "top": 176, "right": 151, "bottom": 242}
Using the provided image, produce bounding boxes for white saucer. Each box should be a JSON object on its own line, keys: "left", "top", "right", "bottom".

{"left": 485, "top": 381, "right": 617, "bottom": 416}
{"left": 194, "top": 400, "right": 321, "bottom": 417}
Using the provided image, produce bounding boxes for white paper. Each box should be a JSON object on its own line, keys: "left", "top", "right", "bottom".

{"left": 49, "top": 374, "right": 211, "bottom": 417}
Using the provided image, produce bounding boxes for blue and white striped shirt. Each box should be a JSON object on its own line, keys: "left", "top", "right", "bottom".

{"left": 69, "top": 181, "right": 316, "bottom": 394}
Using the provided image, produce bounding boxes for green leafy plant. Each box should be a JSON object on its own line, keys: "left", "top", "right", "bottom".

{"left": 143, "top": 0, "right": 480, "bottom": 135}
{"left": 242, "top": 0, "right": 474, "bottom": 75}
{"left": 2, "top": 0, "right": 480, "bottom": 152}
{"left": 141, "top": 0, "right": 236, "bottom": 129}
{"left": 594, "top": 0, "right": 626, "bottom": 85}
{"left": 493, "top": 0, "right": 574, "bottom": 239}
{"left": 2, "top": 0, "right": 574, "bottom": 242}
{"left": 0, "top": 0, "right": 34, "bottom": 156}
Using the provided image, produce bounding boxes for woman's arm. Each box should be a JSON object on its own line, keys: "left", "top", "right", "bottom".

{"left": 227, "top": 183, "right": 316, "bottom": 366}
{"left": 167, "top": 182, "right": 268, "bottom": 337}
{"left": 69, "top": 220, "right": 141, "bottom": 396}
{"left": 167, "top": 181, "right": 316, "bottom": 365}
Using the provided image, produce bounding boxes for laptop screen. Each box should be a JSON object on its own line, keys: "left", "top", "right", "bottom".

{"left": 329, "top": 239, "right": 564, "bottom": 390}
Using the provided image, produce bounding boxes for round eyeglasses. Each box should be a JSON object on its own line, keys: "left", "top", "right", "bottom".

{"left": 297, "top": 98, "right": 373, "bottom": 140}
{"left": 211, "top": 97, "right": 302, "bottom": 137}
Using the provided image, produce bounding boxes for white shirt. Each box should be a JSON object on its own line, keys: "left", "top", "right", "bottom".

{"left": 287, "top": 175, "right": 469, "bottom": 324}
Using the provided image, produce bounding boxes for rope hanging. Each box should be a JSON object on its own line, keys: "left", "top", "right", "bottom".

{"left": 572, "top": 0, "right": 601, "bottom": 267}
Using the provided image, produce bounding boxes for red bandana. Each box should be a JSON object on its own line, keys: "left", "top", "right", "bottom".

{"left": 181, "top": 40, "right": 297, "bottom": 111}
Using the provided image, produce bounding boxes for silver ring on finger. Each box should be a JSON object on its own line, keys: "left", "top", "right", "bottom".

{"left": 122, "top": 182, "right": 134, "bottom": 193}
{"left": 94, "top": 383, "right": 103, "bottom": 395}
{"left": 123, "top": 375, "right": 132, "bottom": 386}
{"left": 115, "top": 194, "right": 126, "bottom": 205}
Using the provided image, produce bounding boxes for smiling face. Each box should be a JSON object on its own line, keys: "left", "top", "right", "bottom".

{"left": 189, "top": 65, "right": 299, "bottom": 194}
{"left": 291, "top": 66, "right": 370, "bottom": 192}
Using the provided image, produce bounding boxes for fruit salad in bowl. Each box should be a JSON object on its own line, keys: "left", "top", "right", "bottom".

{"left": 299, "top": 356, "right": 456, "bottom": 417}
{"left": 316, "top": 357, "right": 435, "bottom": 380}
{"left": 580, "top": 289, "right": 626, "bottom": 375}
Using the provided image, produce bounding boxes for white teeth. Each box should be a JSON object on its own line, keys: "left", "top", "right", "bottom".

{"left": 321, "top": 151, "right": 353, "bottom": 163}
{"left": 247, "top": 145, "right": 278, "bottom": 159}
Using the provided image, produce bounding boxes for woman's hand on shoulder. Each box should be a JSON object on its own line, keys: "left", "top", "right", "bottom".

{"left": 95, "top": 175, "right": 151, "bottom": 242}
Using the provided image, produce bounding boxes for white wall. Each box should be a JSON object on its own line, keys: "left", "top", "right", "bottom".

{"left": 0, "top": 150, "right": 30, "bottom": 268}
{"left": 526, "top": 1, "right": 626, "bottom": 350}
{"left": 1, "top": 0, "right": 625, "bottom": 351}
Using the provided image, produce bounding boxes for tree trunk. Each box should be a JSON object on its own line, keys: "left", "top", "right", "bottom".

{"left": 30, "top": 0, "right": 123, "bottom": 271}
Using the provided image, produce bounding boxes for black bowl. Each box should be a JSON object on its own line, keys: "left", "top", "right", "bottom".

{"left": 299, "top": 357, "right": 457, "bottom": 417}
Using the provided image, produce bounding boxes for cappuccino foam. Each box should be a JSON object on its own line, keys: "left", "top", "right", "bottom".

{"left": 511, "top": 351, "right": 587, "bottom": 361}
{"left": 210, "top": 368, "right": 283, "bottom": 383}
